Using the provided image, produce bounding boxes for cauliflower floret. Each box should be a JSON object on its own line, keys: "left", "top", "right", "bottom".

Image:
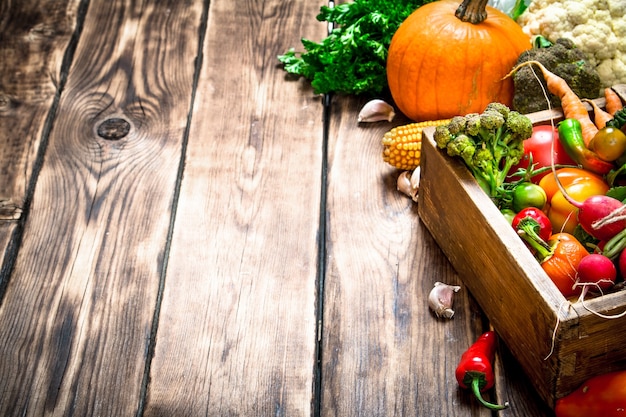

{"left": 564, "top": 2, "right": 593, "bottom": 24}
{"left": 612, "top": 13, "right": 626, "bottom": 37}
{"left": 518, "top": 0, "right": 626, "bottom": 88}
{"left": 596, "top": 50, "right": 626, "bottom": 87}
{"left": 607, "top": 0, "right": 626, "bottom": 17}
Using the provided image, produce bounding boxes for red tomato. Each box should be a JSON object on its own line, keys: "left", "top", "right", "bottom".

{"left": 509, "top": 125, "right": 576, "bottom": 183}
{"left": 512, "top": 207, "right": 552, "bottom": 242}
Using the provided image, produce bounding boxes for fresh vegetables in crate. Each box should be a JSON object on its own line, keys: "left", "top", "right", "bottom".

{"left": 417, "top": 80, "right": 626, "bottom": 407}
{"left": 431, "top": 60, "right": 626, "bottom": 302}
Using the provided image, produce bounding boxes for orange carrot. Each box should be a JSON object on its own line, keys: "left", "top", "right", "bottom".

{"left": 507, "top": 60, "right": 598, "bottom": 146}
{"left": 583, "top": 98, "right": 613, "bottom": 129}
{"left": 604, "top": 87, "right": 624, "bottom": 116}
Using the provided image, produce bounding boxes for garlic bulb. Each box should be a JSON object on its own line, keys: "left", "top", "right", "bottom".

{"left": 428, "top": 282, "right": 461, "bottom": 319}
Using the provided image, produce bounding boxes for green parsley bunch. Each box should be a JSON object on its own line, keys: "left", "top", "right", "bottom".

{"left": 278, "top": 0, "right": 436, "bottom": 96}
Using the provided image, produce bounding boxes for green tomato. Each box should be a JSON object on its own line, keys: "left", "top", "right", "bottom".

{"left": 589, "top": 126, "right": 626, "bottom": 162}
{"left": 512, "top": 182, "right": 547, "bottom": 213}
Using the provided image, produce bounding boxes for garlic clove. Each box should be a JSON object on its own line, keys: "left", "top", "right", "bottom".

{"left": 396, "top": 168, "right": 419, "bottom": 202}
{"left": 409, "top": 166, "right": 420, "bottom": 192}
{"left": 358, "top": 99, "right": 395, "bottom": 123}
{"left": 397, "top": 171, "right": 413, "bottom": 197}
{"left": 428, "top": 281, "right": 461, "bottom": 319}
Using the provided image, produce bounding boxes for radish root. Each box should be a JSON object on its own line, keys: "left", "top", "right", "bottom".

{"left": 592, "top": 205, "right": 626, "bottom": 230}
{"left": 581, "top": 297, "right": 626, "bottom": 319}
{"left": 544, "top": 300, "right": 571, "bottom": 360}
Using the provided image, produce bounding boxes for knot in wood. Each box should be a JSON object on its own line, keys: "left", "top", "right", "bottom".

{"left": 97, "top": 118, "right": 131, "bottom": 140}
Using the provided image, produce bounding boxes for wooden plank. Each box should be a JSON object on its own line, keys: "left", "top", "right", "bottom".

{"left": 0, "top": 0, "right": 202, "bottom": 415}
{"left": 0, "top": 0, "right": 80, "bottom": 285}
{"left": 143, "top": 0, "right": 324, "bottom": 415}
{"left": 320, "top": 96, "right": 493, "bottom": 416}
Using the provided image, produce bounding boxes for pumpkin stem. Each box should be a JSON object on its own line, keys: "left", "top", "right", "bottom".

{"left": 455, "top": 0, "right": 489, "bottom": 24}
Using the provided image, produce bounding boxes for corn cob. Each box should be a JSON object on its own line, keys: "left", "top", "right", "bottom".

{"left": 382, "top": 119, "right": 451, "bottom": 170}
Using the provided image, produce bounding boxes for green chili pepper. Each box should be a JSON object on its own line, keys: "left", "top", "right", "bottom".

{"left": 557, "top": 119, "right": 614, "bottom": 175}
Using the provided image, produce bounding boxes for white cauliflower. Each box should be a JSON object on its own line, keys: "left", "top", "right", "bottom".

{"left": 517, "top": 0, "right": 626, "bottom": 88}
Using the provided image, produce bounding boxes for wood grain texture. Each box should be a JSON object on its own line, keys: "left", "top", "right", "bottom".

{"left": 0, "top": 0, "right": 80, "bottom": 283}
{"left": 143, "top": 0, "right": 324, "bottom": 415}
{"left": 0, "top": 0, "right": 202, "bottom": 415}
{"left": 0, "top": 1, "right": 592, "bottom": 415}
{"left": 320, "top": 96, "right": 493, "bottom": 417}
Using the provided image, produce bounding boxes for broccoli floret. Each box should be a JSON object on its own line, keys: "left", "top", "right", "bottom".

{"left": 505, "top": 111, "right": 533, "bottom": 142}
{"left": 447, "top": 115, "right": 467, "bottom": 135}
{"left": 465, "top": 113, "right": 482, "bottom": 136}
{"left": 436, "top": 103, "right": 533, "bottom": 206}
{"left": 512, "top": 37, "right": 601, "bottom": 114}
{"left": 446, "top": 134, "right": 476, "bottom": 165}
{"left": 484, "top": 102, "right": 510, "bottom": 119}
{"left": 472, "top": 146, "right": 493, "bottom": 171}
{"left": 433, "top": 125, "right": 453, "bottom": 149}
{"left": 480, "top": 110, "right": 505, "bottom": 131}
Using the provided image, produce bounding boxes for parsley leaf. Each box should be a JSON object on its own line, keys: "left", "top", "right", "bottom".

{"left": 278, "top": 0, "right": 436, "bottom": 96}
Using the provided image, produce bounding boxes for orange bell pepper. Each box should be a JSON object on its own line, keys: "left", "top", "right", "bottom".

{"left": 538, "top": 168, "right": 609, "bottom": 234}
{"left": 555, "top": 369, "right": 626, "bottom": 417}
{"left": 517, "top": 229, "right": 588, "bottom": 298}
{"left": 539, "top": 233, "right": 588, "bottom": 298}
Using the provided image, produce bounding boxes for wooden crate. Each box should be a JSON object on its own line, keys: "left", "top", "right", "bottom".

{"left": 418, "top": 100, "right": 626, "bottom": 408}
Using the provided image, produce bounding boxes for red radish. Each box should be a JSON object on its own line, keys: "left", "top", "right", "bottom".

{"left": 554, "top": 173, "right": 626, "bottom": 241}
{"left": 576, "top": 254, "right": 616, "bottom": 292}
{"left": 576, "top": 196, "right": 626, "bottom": 241}
{"left": 577, "top": 252, "right": 626, "bottom": 320}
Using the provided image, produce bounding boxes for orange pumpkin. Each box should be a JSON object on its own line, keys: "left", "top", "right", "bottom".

{"left": 386, "top": 0, "right": 531, "bottom": 121}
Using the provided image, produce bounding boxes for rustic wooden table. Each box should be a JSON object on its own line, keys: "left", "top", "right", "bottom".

{"left": 0, "top": 0, "right": 557, "bottom": 415}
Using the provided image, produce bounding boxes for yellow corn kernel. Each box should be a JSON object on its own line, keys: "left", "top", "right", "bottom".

{"left": 382, "top": 119, "right": 451, "bottom": 170}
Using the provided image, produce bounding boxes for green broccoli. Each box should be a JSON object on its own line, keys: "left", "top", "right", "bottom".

{"left": 512, "top": 37, "right": 601, "bottom": 114}
{"left": 446, "top": 134, "right": 476, "bottom": 163}
{"left": 433, "top": 103, "right": 533, "bottom": 203}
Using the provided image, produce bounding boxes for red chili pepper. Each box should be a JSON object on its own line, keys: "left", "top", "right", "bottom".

{"left": 555, "top": 369, "right": 626, "bottom": 417}
{"left": 512, "top": 207, "right": 552, "bottom": 243}
{"left": 455, "top": 331, "right": 508, "bottom": 410}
